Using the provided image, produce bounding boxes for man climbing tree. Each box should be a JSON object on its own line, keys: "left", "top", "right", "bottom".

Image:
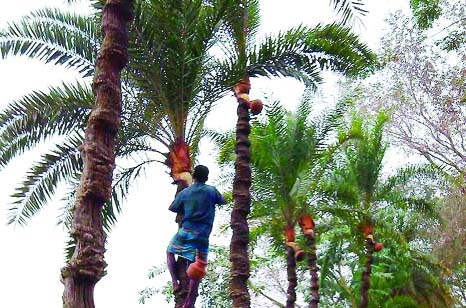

{"left": 167, "top": 165, "right": 225, "bottom": 308}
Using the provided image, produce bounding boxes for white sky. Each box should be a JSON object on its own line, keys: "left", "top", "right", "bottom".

{"left": 0, "top": 1, "right": 410, "bottom": 307}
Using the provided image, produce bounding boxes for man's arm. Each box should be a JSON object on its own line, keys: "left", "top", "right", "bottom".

{"left": 216, "top": 189, "right": 226, "bottom": 205}
{"left": 169, "top": 193, "right": 183, "bottom": 212}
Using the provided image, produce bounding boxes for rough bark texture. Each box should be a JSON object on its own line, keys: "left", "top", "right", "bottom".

{"left": 61, "top": 1, "right": 133, "bottom": 307}
{"left": 286, "top": 245, "right": 298, "bottom": 308}
{"left": 174, "top": 176, "right": 190, "bottom": 228}
{"left": 359, "top": 238, "right": 374, "bottom": 308}
{"left": 229, "top": 78, "right": 252, "bottom": 308}
{"left": 304, "top": 232, "right": 319, "bottom": 308}
{"left": 174, "top": 257, "right": 190, "bottom": 308}
{"left": 173, "top": 179, "right": 191, "bottom": 308}
{"left": 166, "top": 138, "right": 192, "bottom": 179}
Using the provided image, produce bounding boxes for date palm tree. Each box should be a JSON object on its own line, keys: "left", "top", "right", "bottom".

{"left": 218, "top": 1, "right": 375, "bottom": 306}
{"left": 319, "top": 111, "right": 441, "bottom": 308}
{"left": 0, "top": 1, "right": 235, "bottom": 306}
{"left": 0, "top": 0, "right": 241, "bottom": 224}
{"left": 58, "top": 1, "right": 134, "bottom": 307}
{"left": 248, "top": 99, "right": 349, "bottom": 308}
{"left": 1, "top": 1, "right": 372, "bottom": 306}
{"left": 213, "top": 95, "right": 354, "bottom": 307}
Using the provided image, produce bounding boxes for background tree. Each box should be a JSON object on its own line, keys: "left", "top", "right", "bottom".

{"left": 429, "top": 186, "right": 466, "bottom": 307}
{"left": 319, "top": 111, "right": 442, "bottom": 308}
{"left": 213, "top": 93, "right": 352, "bottom": 307}
{"left": 218, "top": 1, "right": 375, "bottom": 305}
{"left": 348, "top": 0, "right": 466, "bottom": 178}
{"left": 342, "top": 5, "right": 466, "bottom": 303}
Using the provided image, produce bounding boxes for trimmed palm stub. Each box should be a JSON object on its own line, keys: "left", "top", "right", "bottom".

{"left": 165, "top": 138, "right": 193, "bottom": 199}
{"left": 359, "top": 224, "right": 382, "bottom": 308}
{"left": 165, "top": 139, "right": 193, "bottom": 307}
{"left": 61, "top": 1, "right": 133, "bottom": 308}
{"left": 230, "top": 76, "right": 253, "bottom": 307}
{"left": 299, "top": 215, "right": 319, "bottom": 308}
{"left": 166, "top": 138, "right": 193, "bottom": 186}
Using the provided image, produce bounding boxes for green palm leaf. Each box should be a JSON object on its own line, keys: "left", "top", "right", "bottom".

{"left": 0, "top": 82, "right": 92, "bottom": 168}
{"left": 305, "top": 23, "right": 376, "bottom": 77}
{"left": 0, "top": 8, "right": 99, "bottom": 76}
{"left": 8, "top": 134, "right": 83, "bottom": 225}
{"left": 330, "top": 0, "right": 367, "bottom": 25}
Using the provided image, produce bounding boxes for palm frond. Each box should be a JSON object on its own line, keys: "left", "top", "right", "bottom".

{"left": 128, "top": 0, "right": 233, "bottom": 140}
{"left": 0, "top": 8, "right": 99, "bottom": 76}
{"left": 7, "top": 134, "right": 83, "bottom": 225}
{"left": 377, "top": 164, "right": 446, "bottom": 198}
{"left": 57, "top": 179, "right": 79, "bottom": 229}
{"left": 305, "top": 23, "right": 376, "bottom": 77}
{"left": 111, "top": 160, "right": 155, "bottom": 215}
{"left": 0, "top": 82, "right": 92, "bottom": 168}
{"left": 206, "top": 129, "right": 236, "bottom": 165}
{"left": 246, "top": 26, "right": 323, "bottom": 87}
{"left": 330, "top": 0, "right": 367, "bottom": 25}
{"left": 220, "top": 0, "right": 261, "bottom": 59}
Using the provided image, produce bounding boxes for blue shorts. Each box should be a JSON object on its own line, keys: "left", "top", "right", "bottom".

{"left": 167, "top": 226, "right": 209, "bottom": 262}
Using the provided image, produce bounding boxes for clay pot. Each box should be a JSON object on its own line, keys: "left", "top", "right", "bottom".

{"left": 374, "top": 242, "right": 384, "bottom": 252}
{"left": 250, "top": 99, "right": 263, "bottom": 115}
{"left": 187, "top": 257, "right": 207, "bottom": 281}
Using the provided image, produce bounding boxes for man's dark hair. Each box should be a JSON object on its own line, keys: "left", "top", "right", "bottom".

{"left": 193, "top": 165, "right": 209, "bottom": 183}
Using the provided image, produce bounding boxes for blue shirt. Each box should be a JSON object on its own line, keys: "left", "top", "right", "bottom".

{"left": 169, "top": 182, "right": 224, "bottom": 235}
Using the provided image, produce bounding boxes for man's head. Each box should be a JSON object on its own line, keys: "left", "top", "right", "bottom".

{"left": 193, "top": 165, "right": 209, "bottom": 183}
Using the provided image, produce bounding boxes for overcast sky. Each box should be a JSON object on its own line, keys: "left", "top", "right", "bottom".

{"left": 0, "top": 1, "right": 409, "bottom": 307}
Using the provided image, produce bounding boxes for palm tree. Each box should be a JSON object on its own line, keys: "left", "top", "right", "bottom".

{"left": 59, "top": 1, "right": 133, "bottom": 307}
{"left": 317, "top": 212, "right": 453, "bottom": 308}
{"left": 247, "top": 99, "right": 351, "bottom": 308}
{"left": 0, "top": 1, "right": 236, "bottom": 306}
{"left": 0, "top": 0, "right": 239, "bottom": 223}
{"left": 1, "top": 1, "right": 372, "bottom": 306}
{"left": 319, "top": 111, "right": 441, "bottom": 308}
{"left": 381, "top": 212, "right": 454, "bottom": 308}
{"left": 213, "top": 95, "right": 353, "bottom": 307}
{"left": 217, "top": 1, "right": 375, "bottom": 305}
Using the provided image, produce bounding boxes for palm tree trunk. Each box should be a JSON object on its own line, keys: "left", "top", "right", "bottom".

{"left": 299, "top": 215, "right": 319, "bottom": 308}
{"left": 304, "top": 232, "right": 319, "bottom": 308}
{"left": 359, "top": 238, "right": 374, "bottom": 308}
{"left": 61, "top": 1, "right": 133, "bottom": 307}
{"left": 229, "top": 77, "right": 252, "bottom": 308}
{"left": 166, "top": 141, "right": 192, "bottom": 308}
{"left": 166, "top": 138, "right": 193, "bottom": 228}
{"left": 173, "top": 178, "right": 191, "bottom": 308}
{"left": 286, "top": 245, "right": 298, "bottom": 308}
{"left": 174, "top": 257, "right": 190, "bottom": 308}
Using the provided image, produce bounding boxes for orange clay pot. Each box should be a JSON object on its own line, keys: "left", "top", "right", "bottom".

{"left": 374, "top": 242, "right": 384, "bottom": 252}
{"left": 187, "top": 257, "right": 207, "bottom": 281}
{"left": 250, "top": 99, "right": 263, "bottom": 115}
{"left": 285, "top": 226, "right": 295, "bottom": 242}
{"left": 299, "top": 215, "right": 315, "bottom": 233}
